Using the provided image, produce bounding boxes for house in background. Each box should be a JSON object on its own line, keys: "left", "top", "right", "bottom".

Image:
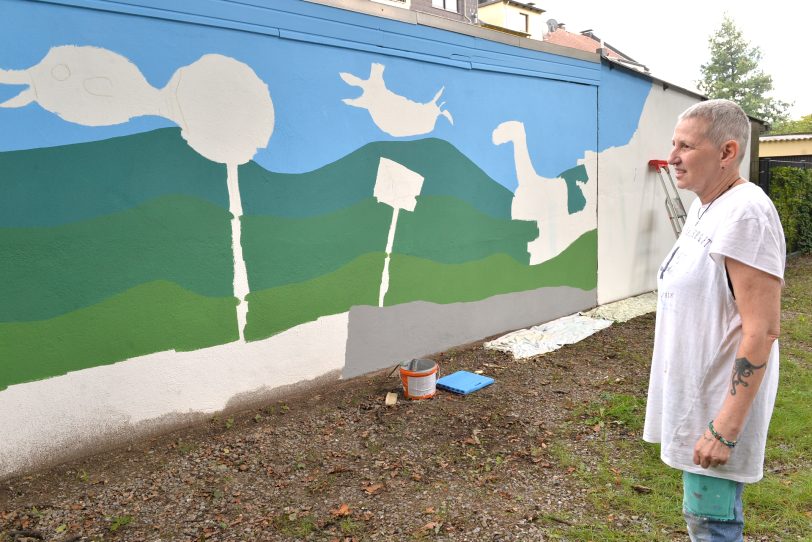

{"left": 368, "top": 0, "right": 479, "bottom": 22}
{"left": 477, "top": 0, "right": 648, "bottom": 73}
{"left": 545, "top": 27, "right": 648, "bottom": 73}
{"left": 476, "top": 0, "right": 546, "bottom": 38}
{"left": 758, "top": 133, "right": 812, "bottom": 191}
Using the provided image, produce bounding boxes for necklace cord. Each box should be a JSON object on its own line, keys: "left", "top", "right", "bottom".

{"left": 696, "top": 178, "right": 740, "bottom": 223}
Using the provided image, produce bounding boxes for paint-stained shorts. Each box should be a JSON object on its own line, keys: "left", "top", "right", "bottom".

{"left": 682, "top": 471, "right": 744, "bottom": 542}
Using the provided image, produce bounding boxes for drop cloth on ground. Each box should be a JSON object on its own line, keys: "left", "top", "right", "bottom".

{"left": 485, "top": 292, "right": 657, "bottom": 359}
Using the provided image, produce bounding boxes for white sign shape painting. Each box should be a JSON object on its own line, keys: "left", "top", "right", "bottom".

{"left": 374, "top": 157, "right": 425, "bottom": 307}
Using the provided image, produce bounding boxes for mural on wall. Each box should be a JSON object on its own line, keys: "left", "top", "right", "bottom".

{"left": 0, "top": 1, "right": 619, "bottom": 394}
{"left": 0, "top": 0, "right": 682, "bottom": 480}
{"left": 0, "top": 45, "right": 274, "bottom": 342}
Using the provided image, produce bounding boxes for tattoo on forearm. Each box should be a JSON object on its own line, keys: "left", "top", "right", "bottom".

{"left": 730, "top": 357, "right": 767, "bottom": 396}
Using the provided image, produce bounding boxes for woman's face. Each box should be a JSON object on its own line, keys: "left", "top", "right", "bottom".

{"left": 667, "top": 117, "right": 723, "bottom": 198}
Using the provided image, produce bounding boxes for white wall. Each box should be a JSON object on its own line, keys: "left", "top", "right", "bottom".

{"left": 586, "top": 85, "right": 699, "bottom": 304}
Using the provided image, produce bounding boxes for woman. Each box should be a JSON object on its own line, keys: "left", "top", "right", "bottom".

{"left": 643, "top": 99, "right": 785, "bottom": 541}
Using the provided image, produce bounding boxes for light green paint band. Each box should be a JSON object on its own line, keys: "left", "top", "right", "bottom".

{"left": 244, "top": 230, "right": 596, "bottom": 341}
{"left": 0, "top": 281, "right": 238, "bottom": 391}
{"left": 385, "top": 229, "right": 597, "bottom": 305}
{"left": 244, "top": 252, "right": 384, "bottom": 341}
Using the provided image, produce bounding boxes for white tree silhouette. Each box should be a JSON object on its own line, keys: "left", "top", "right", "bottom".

{"left": 1, "top": 46, "right": 275, "bottom": 341}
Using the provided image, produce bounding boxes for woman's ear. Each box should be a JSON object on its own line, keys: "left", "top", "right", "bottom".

{"left": 720, "top": 139, "right": 740, "bottom": 167}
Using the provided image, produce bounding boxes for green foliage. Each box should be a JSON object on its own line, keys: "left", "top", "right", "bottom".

{"left": 107, "top": 515, "right": 133, "bottom": 532}
{"left": 551, "top": 259, "right": 812, "bottom": 540}
{"left": 272, "top": 512, "right": 316, "bottom": 537}
{"left": 769, "top": 114, "right": 812, "bottom": 135}
{"left": 597, "top": 392, "right": 647, "bottom": 431}
{"left": 699, "top": 15, "right": 790, "bottom": 125}
{"left": 769, "top": 167, "right": 812, "bottom": 253}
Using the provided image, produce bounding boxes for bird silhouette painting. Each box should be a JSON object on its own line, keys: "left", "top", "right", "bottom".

{"left": 340, "top": 63, "right": 453, "bottom": 137}
{"left": 492, "top": 120, "right": 595, "bottom": 265}
{"left": 0, "top": 45, "right": 275, "bottom": 341}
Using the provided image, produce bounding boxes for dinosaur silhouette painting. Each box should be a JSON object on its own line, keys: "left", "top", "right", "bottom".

{"left": 493, "top": 120, "right": 595, "bottom": 265}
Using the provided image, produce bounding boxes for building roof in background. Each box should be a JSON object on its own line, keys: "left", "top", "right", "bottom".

{"left": 543, "top": 28, "right": 648, "bottom": 73}
{"left": 544, "top": 28, "right": 623, "bottom": 59}
{"left": 760, "top": 133, "right": 812, "bottom": 142}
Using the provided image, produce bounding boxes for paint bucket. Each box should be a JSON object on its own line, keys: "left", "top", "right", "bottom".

{"left": 399, "top": 358, "right": 439, "bottom": 400}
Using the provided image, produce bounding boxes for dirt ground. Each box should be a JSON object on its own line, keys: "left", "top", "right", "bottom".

{"left": 0, "top": 308, "right": 680, "bottom": 541}
{"left": 6, "top": 252, "right": 811, "bottom": 542}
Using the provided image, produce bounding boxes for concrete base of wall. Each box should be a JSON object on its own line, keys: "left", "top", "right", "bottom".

{"left": 344, "top": 286, "right": 597, "bottom": 378}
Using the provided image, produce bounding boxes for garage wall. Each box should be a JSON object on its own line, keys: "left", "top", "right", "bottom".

{"left": 0, "top": 0, "right": 694, "bottom": 478}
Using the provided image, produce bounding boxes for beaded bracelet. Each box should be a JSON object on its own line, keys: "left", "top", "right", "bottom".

{"left": 708, "top": 420, "right": 737, "bottom": 448}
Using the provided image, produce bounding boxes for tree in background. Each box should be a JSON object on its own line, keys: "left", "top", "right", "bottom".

{"left": 770, "top": 114, "right": 812, "bottom": 135}
{"left": 699, "top": 14, "right": 790, "bottom": 126}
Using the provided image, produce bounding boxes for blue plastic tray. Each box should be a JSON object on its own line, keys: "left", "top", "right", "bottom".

{"left": 436, "top": 371, "right": 494, "bottom": 395}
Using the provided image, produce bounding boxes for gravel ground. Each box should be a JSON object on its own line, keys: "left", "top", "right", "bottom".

{"left": 1, "top": 313, "right": 677, "bottom": 541}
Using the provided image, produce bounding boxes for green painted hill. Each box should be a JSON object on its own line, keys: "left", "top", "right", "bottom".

{"left": 387, "top": 230, "right": 597, "bottom": 305}
{"left": 0, "top": 129, "right": 597, "bottom": 377}
{"left": 242, "top": 199, "right": 391, "bottom": 291}
{"left": 239, "top": 138, "right": 520, "bottom": 220}
{"left": 0, "top": 195, "right": 234, "bottom": 322}
{"left": 243, "top": 230, "right": 596, "bottom": 342}
{"left": 0, "top": 128, "right": 228, "bottom": 228}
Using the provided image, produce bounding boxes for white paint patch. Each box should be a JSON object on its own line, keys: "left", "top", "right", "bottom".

{"left": 0, "top": 312, "right": 348, "bottom": 478}
{"left": 168, "top": 54, "right": 274, "bottom": 165}
{"left": 578, "top": 87, "right": 699, "bottom": 304}
{"left": 340, "top": 63, "right": 453, "bottom": 137}
{"left": 0, "top": 46, "right": 163, "bottom": 125}
{"left": 492, "top": 120, "right": 597, "bottom": 265}
{"left": 379, "top": 209, "right": 398, "bottom": 307}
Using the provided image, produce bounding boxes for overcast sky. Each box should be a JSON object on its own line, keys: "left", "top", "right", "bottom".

{"left": 543, "top": 1, "right": 809, "bottom": 119}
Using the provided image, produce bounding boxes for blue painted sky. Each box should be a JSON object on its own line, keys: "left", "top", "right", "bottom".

{"left": 0, "top": 0, "right": 650, "bottom": 191}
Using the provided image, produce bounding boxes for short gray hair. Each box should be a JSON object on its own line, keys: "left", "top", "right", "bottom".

{"left": 678, "top": 99, "right": 750, "bottom": 164}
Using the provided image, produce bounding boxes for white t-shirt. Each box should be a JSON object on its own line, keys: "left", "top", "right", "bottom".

{"left": 643, "top": 181, "right": 786, "bottom": 483}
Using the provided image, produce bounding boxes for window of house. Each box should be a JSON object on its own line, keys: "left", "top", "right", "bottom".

{"left": 431, "top": 0, "right": 458, "bottom": 13}
{"left": 520, "top": 12, "right": 529, "bottom": 33}
{"left": 370, "top": 0, "right": 410, "bottom": 8}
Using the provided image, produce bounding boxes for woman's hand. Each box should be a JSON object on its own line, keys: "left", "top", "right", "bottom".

{"left": 693, "top": 428, "right": 732, "bottom": 468}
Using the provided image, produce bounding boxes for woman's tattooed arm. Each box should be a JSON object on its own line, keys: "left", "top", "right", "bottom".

{"left": 730, "top": 357, "right": 767, "bottom": 396}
